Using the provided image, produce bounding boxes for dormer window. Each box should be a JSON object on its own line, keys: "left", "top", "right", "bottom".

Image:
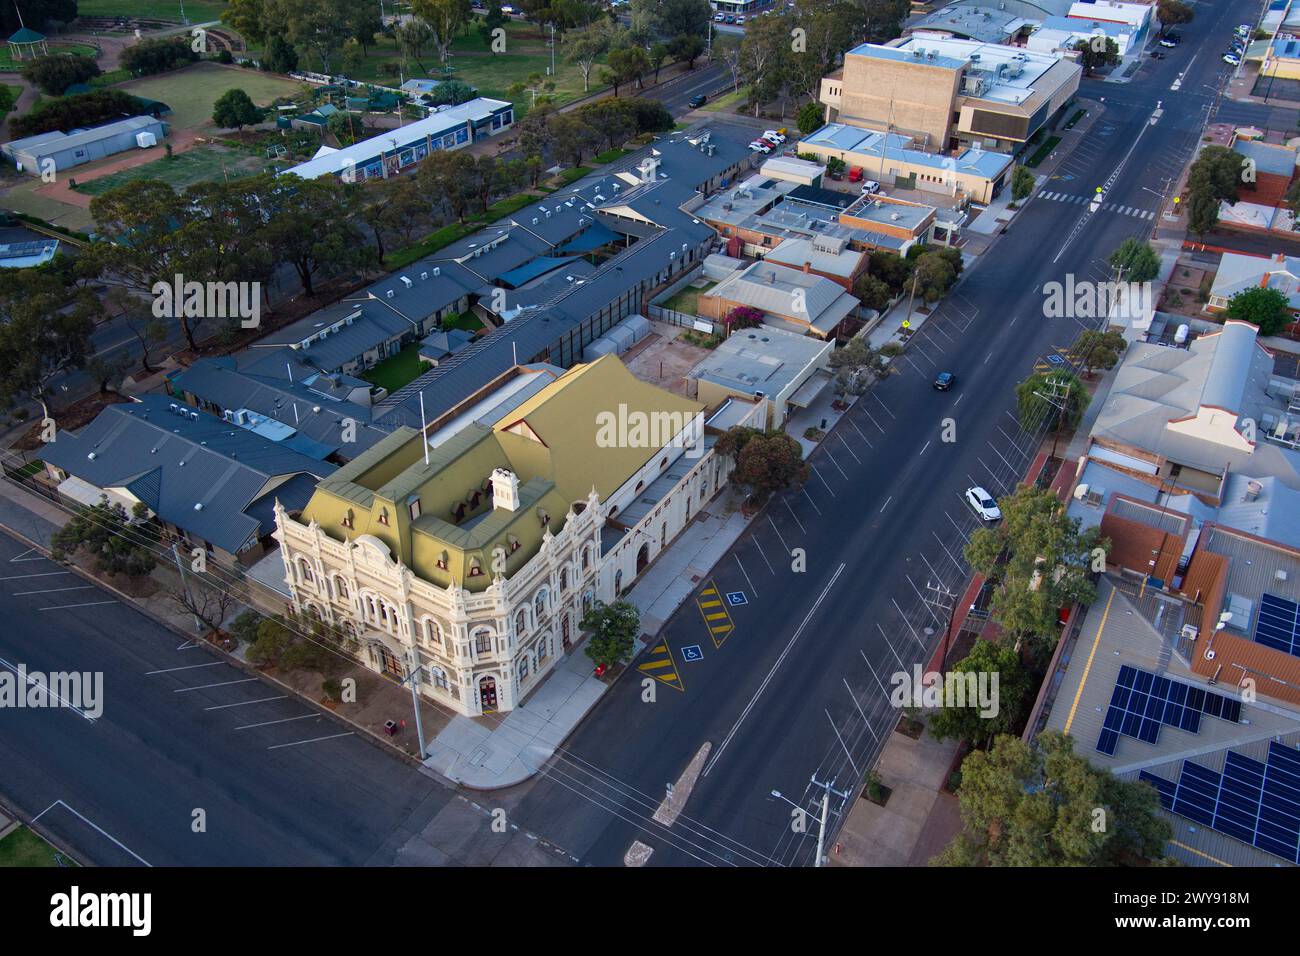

{"left": 468, "top": 562, "right": 483, "bottom": 577}
{"left": 437, "top": 550, "right": 449, "bottom": 571}
{"left": 507, "top": 534, "right": 521, "bottom": 554}
{"left": 342, "top": 508, "right": 354, "bottom": 529}
{"left": 378, "top": 508, "right": 389, "bottom": 526}
{"left": 537, "top": 508, "right": 549, "bottom": 528}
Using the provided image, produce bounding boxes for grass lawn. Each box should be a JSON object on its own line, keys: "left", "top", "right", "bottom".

{"left": 0, "top": 826, "right": 67, "bottom": 867}
{"left": 1, "top": 83, "right": 20, "bottom": 119}
{"left": 701, "top": 87, "right": 747, "bottom": 113}
{"left": 442, "top": 312, "right": 483, "bottom": 334}
{"left": 328, "top": 20, "right": 606, "bottom": 119}
{"left": 1024, "top": 135, "right": 1062, "bottom": 168}
{"left": 76, "top": 143, "right": 282, "bottom": 195}
{"left": 661, "top": 281, "right": 715, "bottom": 315}
{"left": 76, "top": 0, "right": 229, "bottom": 21}
{"left": 1, "top": 177, "right": 95, "bottom": 233}
{"left": 113, "top": 62, "right": 308, "bottom": 131}
{"left": 0, "top": 43, "right": 98, "bottom": 73}
{"left": 361, "top": 344, "right": 431, "bottom": 393}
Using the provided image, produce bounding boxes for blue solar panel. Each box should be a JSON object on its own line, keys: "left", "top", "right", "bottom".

{"left": 1096, "top": 666, "right": 1240, "bottom": 757}
{"left": 1255, "top": 593, "right": 1300, "bottom": 657}
{"left": 1140, "top": 743, "right": 1300, "bottom": 864}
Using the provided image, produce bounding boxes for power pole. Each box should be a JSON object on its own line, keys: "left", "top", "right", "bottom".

{"left": 402, "top": 649, "right": 429, "bottom": 759}
{"left": 1033, "top": 375, "right": 1074, "bottom": 458}
{"left": 923, "top": 579, "right": 959, "bottom": 669}
{"left": 810, "top": 776, "right": 851, "bottom": 867}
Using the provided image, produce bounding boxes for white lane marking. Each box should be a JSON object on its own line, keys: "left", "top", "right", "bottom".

{"left": 0, "top": 654, "right": 96, "bottom": 722}
{"left": 33, "top": 800, "right": 151, "bottom": 866}
{"left": 13, "top": 585, "right": 94, "bottom": 596}
{"left": 204, "top": 695, "right": 288, "bottom": 711}
{"left": 703, "top": 563, "right": 846, "bottom": 777}
{"left": 174, "top": 678, "right": 259, "bottom": 693}
{"left": 0, "top": 571, "right": 69, "bottom": 580}
{"left": 267, "top": 731, "right": 354, "bottom": 750}
{"left": 236, "top": 713, "right": 322, "bottom": 731}
{"left": 801, "top": 487, "right": 823, "bottom": 516}
{"left": 768, "top": 511, "right": 796, "bottom": 549}
{"left": 918, "top": 441, "right": 931, "bottom": 457}
{"left": 733, "top": 553, "right": 758, "bottom": 594}
{"left": 39, "top": 600, "right": 117, "bottom": 611}
{"left": 879, "top": 495, "right": 892, "bottom": 513}
{"left": 146, "top": 661, "right": 224, "bottom": 675}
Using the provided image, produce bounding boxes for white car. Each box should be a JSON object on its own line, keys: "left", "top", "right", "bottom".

{"left": 966, "top": 487, "right": 1002, "bottom": 522}
{"left": 1159, "top": 37, "right": 1177, "bottom": 48}
{"left": 1236, "top": 24, "right": 1251, "bottom": 37}
{"left": 748, "top": 140, "right": 772, "bottom": 153}
{"left": 713, "top": 12, "right": 723, "bottom": 21}
{"left": 861, "top": 179, "right": 881, "bottom": 195}
{"left": 762, "top": 129, "right": 786, "bottom": 143}
{"left": 1223, "top": 52, "right": 1241, "bottom": 66}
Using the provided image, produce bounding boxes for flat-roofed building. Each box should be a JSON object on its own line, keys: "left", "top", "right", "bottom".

{"left": 688, "top": 325, "right": 834, "bottom": 428}
{"left": 819, "top": 37, "right": 1081, "bottom": 156}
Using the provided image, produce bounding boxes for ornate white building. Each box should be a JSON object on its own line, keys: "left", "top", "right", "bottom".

{"left": 274, "top": 356, "right": 743, "bottom": 717}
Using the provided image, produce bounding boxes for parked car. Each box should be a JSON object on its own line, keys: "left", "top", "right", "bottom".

{"left": 688, "top": 93, "right": 707, "bottom": 109}
{"left": 714, "top": 12, "right": 724, "bottom": 21}
{"left": 1236, "top": 24, "right": 1252, "bottom": 37}
{"left": 748, "top": 140, "right": 772, "bottom": 153}
{"left": 933, "top": 371, "right": 956, "bottom": 391}
{"left": 1149, "top": 50, "right": 1165, "bottom": 59}
{"left": 1159, "top": 37, "right": 1178, "bottom": 48}
{"left": 966, "top": 487, "right": 1002, "bottom": 522}
{"left": 736, "top": 14, "right": 745, "bottom": 24}
{"left": 861, "top": 179, "right": 881, "bottom": 195}
{"left": 1224, "top": 52, "right": 1241, "bottom": 65}
{"left": 725, "top": 14, "right": 736, "bottom": 23}
{"left": 762, "top": 129, "right": 787, "bottom": 144}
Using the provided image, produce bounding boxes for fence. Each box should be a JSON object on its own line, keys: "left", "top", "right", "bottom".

{"left": 648, "top": 304, "right": 715, "bottom": 334}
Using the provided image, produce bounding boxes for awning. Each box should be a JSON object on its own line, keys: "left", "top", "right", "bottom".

{"left": 786, "top": 369, "right": 834, "bottom": 409}
{"left": 57, "top": 476, "right": 138, "bottom": 513}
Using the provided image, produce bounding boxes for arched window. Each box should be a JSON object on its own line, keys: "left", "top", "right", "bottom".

{"left": 518, "top": 655, "right": 530, "bottom": 680}
{"left": 297, "top": 558, "right": 314, "bottom": 585}
{"left": 422, "top": 618, "right": 441, "bottom": 648}
{"left": 333, "top": 575, "right": 349, "bottom": 600}
{"left": 581, "top": 547, "right": 591, "bottom": 572}
{"left": 560, "top": 568, "right": 569, "bottom": 593}
{"left": 515, "top": 609, "right": 528, "bottom": 636}
{"left": 429, "top": 667, "right": 450, "bottom": 691}
{"left": 614, "top": 569, "right": 623, "bottom": 595}
{"left": 536, "top": 637, "right": 549, "bottom": 662}
{"left": 534, "top": 589, "right": 548, "bottom": 619}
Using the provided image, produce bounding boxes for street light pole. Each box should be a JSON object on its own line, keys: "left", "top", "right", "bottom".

{"left": 402, "top": 649, "right": 428, "bottom": 759}
{"left": 809, "top": 776, "right": 850, "bottom": 866}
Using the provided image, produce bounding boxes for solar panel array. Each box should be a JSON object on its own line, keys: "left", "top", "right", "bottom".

{"left": 1096, "top": 665, "right": 1241, "bottom": 757}
{"left": 1140, "top": 741, "right": 1300, "bottom": 865}
{"left": 1255, "top": 593, "right": 1300, "bottom": 658}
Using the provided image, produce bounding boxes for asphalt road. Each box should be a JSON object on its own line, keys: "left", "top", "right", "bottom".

{"left": 0, "top": 522, "right": 566, "bottom": 866}
{"left": 500, "top": 0, "right": 1278, "bottom": 867}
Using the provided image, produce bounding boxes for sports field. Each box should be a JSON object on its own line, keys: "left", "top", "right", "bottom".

{"left": 76, "top": 0, "right": 229, "bottom": 21}
{"left": 76, "top": 143, "right": 282, "bottom": 195}
{"left": 113, "top": 61, "right": 307, "bottom": 131}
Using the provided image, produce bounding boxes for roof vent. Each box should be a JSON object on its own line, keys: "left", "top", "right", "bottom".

{"left": 194, "top": 503, "right": 203, "bottom": 511}
{"left": 87, "top": 452, "right": 96, "bottom": 460}
{"left": 400, "top": 276, "right": 413, "bottom": 288}
{"left": 386, "top": 289, "right": 395, "bottom": 298}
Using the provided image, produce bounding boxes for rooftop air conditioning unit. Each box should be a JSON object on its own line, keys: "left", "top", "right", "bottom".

{"left": 386, "top": 289, "right": 394, "bottom": 298}
{"left": 400, "top": 276, "right": 413, "bottom": 288}
{"left": 420, "top": 271, "right": 428, "bottom": 280}
{"left": 1181, "top": 624, "right": 1199, "bottom": 643}
{"left": 433, "top": 267, "right": 440, "bottom": 276}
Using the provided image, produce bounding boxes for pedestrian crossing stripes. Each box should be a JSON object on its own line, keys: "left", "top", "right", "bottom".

{"left": 638, "top": 639, "right": 684, "bottom": 691}
{"left": 695, "top": 581, "right": 736, "bottom": 649}
{"left": 1036, "top": 191, "right": 1155, "bottom": 219}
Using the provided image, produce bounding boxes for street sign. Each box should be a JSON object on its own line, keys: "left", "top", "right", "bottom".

{"left": 726, "top": 591, "right": 748, "bottom": 607}
{"left": 681, "top": 644, "right": 704, "bottom": 662}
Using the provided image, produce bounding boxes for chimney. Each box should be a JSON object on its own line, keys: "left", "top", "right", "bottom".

{"left": 803, "top": 261, "right": 811, "bottom": 274}
{"left": 491, "top": 468, "right": 521, "bottom": 511}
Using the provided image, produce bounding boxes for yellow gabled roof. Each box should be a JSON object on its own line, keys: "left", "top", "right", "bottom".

{"left": 493, "top": 354, "right": 703, "bottom": 503}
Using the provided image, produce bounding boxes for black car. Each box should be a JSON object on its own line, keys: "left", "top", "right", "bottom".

{"left": 688, "top": 93, "right": 707, "bottom": 109}
{"left": 1150, "top": 50, "right": 1165, "bottom": 59}
{"left": 933, "top": 371, "right": 956, "bottom": 391}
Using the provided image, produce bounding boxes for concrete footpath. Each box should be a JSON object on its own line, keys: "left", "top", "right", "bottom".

{"left": 427, "top": 484, "right": 752, "bottom": 789}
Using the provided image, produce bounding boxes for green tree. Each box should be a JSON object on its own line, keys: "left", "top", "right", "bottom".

{"left": 0, "top": 261, "right": 100, "bottom": 412}
{"left": 21, "top": 53, "right": 101, "bottom": 95}
{"left": 581, "top": 600, "right": 640, "bottom": 670}
{"left": 212, "top": 88, "right": 265, "bottom": 131}
{"left": 263, "top": 32, "right": 299, "bottom": 74}
{"left": 852, "top": 271, "right": 892, "bottom": 312}
{"left": 427, "top": 79, "right": 478, "bottom": 106}
{"left": 1155, "top": 0, "right": 1193, "bottom": 35}
{"left": 246, "top": 616, "right": 296, "bottom": 667}
{"left": 911, "top": 250, "right": 958, "bottom": 304}
{"left": 1107, "top": 237, "right": 1161, "bottom": 283}
{"left": 927, "top": 640, "right": 1034, "bottom": 747}
{"left": 1069, "top": 329, "right": 1128, "bottom": 377}
{"left": 934, "top": 732, "right": 1171, "bottom": 866}
{"left": 120, "top": 36, "right": 199, "bottom": 76}
{"left": 412, "top": 0, "right": 474, "bottom": 63}
{"left": 1073, "top": 35, "right": 1120, "bottom": 75}
{"left": 277, "top": 0, "right": 357, "bottom": 73}
{"left": 229, "top": 609, "right": 263, "bottom": 649}
{"left": 963, "top": 485, "right": 1106, "bottom": 650}
{"left": 1011, "top": 164, "right": 1034, "bottom": 202}
{"left": 566, "top": 21, "right": 613, "bottom": 92}
{"left": 258, "top": 174, "right": 374, "bottom": 295}
{"left": 1226, "top": 286, "right": 1292, "bottom": 336}
{"left": 1015, "top": 369, "right": 1087, "bottom": 435}
{"left": 796, "top": 101, "right": 825, "bottom": 136}
{"left": 668, "top": 33, "right": 705, "bottom": 71}
{"left": 739, "top": 12, "right": 791, "bottom": 116}
{"left": 828, "top": 336, "right": 890, "bottom": 400}
{"left": 51, "top": 500, "right": 158, "bottom": 578}
{"left": 719, "top": 429, "right": 810, "bottom": 507}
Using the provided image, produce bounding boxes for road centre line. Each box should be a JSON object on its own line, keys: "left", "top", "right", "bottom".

{"left": 703, "top": 563, "right": 847, "bottom": 777}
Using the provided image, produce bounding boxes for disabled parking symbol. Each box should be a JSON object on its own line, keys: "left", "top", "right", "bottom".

{"left": 726, "top": 591, "right": 748, "bottom": 607}
{"left": 681, "top": 644, "right": 704, "bottom": 662}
